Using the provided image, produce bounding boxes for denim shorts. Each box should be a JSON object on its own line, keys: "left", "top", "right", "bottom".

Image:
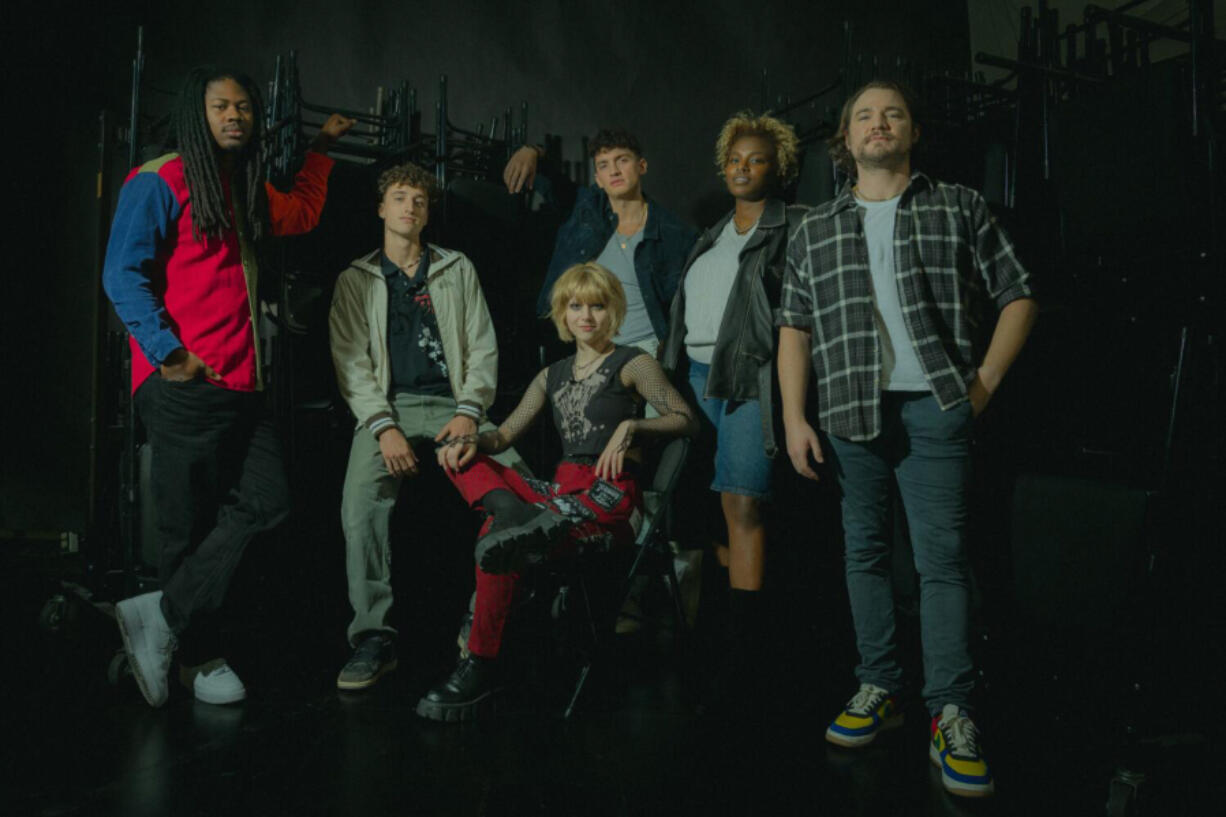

{"left": 686, "top": 359, "right": 773, "bottom": 499}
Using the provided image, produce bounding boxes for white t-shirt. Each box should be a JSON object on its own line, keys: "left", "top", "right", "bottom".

{"left": 859, "top": 194, "right": 927, "bottom": 391}
{"left": 683, "top": 218, "right": 757, "bottom": 364}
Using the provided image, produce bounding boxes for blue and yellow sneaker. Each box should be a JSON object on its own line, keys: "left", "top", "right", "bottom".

{"left": 929, "top": 704, "right": 995, "bottom": 797}
{"left": 825, "top": 683, "right": 904, "bottom": 747}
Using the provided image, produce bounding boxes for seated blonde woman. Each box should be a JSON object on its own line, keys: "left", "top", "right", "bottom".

{"left": 416, "top": 261, "right": 697, "bottom": 722}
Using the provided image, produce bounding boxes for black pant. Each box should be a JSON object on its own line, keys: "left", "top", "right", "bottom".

{"left": 134, "top": 375, "right": 289, "bottom": 639}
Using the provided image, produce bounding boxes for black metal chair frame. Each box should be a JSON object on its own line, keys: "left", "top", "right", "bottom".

{"left": 559, "top": 436, "right": 692, "bottom": 719}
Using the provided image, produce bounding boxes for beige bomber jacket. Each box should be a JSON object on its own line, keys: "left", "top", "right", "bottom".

{"left": 328, "top": 246, "right": 498, "bottom": 433}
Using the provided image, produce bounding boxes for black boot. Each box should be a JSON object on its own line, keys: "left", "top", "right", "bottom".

{"left": 481, "top": 490, "right": 536, "bottom": 528}
{"left": 474, "top": 491, "right": 571, "bottom": 574}
{"left": 415, "top": 655, "right": 501, "bottom": 722}
{"left": 729, "top": 587, "right": 763, "bottom": 692}
{"left": 701, "top": 588, "right": 762, "bottom": 716}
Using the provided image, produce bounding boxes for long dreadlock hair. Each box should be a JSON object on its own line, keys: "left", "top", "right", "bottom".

{"left": 168, "top": 65, "right": 269, "bottom": 242}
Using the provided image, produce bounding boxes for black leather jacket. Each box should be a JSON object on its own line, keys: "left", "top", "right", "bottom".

{"left": 662, "top": 198, "right": 807, "bottom": 457}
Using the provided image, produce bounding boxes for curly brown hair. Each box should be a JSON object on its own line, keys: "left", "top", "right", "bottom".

{"left": 377, "top": 162, "right": 440, "bottom": 202}
{"left": 827, "top": 80, "right": 923, "bottom": 177}
{"left": 588, "top": 128, "right": 643, "bottom": 159}
{"left": 714, "top": 111, "right": 800, "bottom": 185}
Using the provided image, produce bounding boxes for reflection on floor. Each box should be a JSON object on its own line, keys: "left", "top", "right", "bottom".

{"left": 2, "top": 473, "right": 1221, "bottom": 817}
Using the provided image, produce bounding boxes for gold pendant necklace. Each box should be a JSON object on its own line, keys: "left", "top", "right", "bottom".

{"left": 618, "top": 204, "right": 647, "bottom": 249}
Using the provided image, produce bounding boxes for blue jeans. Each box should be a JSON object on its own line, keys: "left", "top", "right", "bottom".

{"left": 686, "top": 359, "right": 773, "bottom": 499}
{"left": 826, "top": 393, "right": 974, "bottom": 715}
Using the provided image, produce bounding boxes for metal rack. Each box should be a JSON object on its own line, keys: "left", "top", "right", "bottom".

{"left": 759, "top": 20, "right": 1026, "bottom": 205}
{"left": 263, "top": 51, "right": 527, "bottom": 187}
{"left": 971, "top": 7, "right": 1222, "bottom": 814}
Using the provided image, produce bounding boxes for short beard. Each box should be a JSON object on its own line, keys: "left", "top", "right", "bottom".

{"left": 853, "top": 140, "right": 909, "bottom": 172}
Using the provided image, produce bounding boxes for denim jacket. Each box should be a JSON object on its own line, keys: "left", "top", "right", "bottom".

{"left": 536, "top": 185, "right": 697, "bottom": 340}
{"left": 662, "top": 198, "right": 807, "bottom": 457}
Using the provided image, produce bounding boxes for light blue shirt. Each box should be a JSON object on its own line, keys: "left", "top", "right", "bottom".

{"left": 595, "top": 229, "right": 655, "bottom": 344}
{"left": 859, "top": 193, "right": 928, "bottom": 391}
{"left": 683, "top": 218, "right": 756, "bottom": 364}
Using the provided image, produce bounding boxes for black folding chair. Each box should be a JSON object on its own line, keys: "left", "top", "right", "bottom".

{"left": 562, "top": 436, "right": 692, "bottom": 719}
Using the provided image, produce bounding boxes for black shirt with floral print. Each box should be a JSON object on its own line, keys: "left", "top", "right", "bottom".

{"left": 382, "top": 249, "right": 451, "bottom": 397}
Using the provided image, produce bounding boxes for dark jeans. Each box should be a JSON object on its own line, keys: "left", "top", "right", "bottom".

{"left": 825, "top": 393, "right": 975, "bottom": 715}
{"left": 134, "top": 375, "right": 289, "bottom": 639}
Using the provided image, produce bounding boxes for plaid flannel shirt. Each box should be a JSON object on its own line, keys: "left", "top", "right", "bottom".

{"left": 778, "top": 172, "right": 1033, "bottom": 441}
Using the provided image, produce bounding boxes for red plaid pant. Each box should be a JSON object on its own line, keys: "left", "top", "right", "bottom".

{"left": 447, "top": 454, "right": 641, "bottom": 657}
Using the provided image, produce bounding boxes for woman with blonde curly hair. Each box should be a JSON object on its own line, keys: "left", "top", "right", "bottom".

{"left": 662, "top": 111, "right": 807, "bottom": 706}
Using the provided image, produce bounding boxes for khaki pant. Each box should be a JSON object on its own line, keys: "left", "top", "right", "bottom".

{"left": 341, "top": 392, "right": 526, "bottom": 645}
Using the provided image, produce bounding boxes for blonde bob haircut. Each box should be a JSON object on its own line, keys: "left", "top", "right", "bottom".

{"left": 549, "top": 262, "right": 627, "bottom": 342}
{"left": 714, "top": 111, "right": 801, "bottom": 185}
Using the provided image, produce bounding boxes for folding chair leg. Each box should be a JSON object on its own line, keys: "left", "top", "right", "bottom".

{"left": 563, "top": 575, "right": 600, "bottom": 719}
{"left": 665, "top": 562, "right": 687, "bottom": 638}
{"left": 564, "top": 663, "right": 592, "bottom": 719}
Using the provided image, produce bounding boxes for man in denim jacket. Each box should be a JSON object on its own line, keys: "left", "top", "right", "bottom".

{"left": 504, "top": 129, "right": 696, "bottom": 357}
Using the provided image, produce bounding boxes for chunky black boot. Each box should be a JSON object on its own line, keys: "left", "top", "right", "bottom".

{"left": 474, "top": 491, "right": 571, "bottom": 574}
{"left": 415, "top": 655, "right": 501, "bottom": 722}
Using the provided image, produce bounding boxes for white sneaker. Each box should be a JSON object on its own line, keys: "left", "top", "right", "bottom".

{"left": 115, "top": 591, "right": 177, "bottom": 707}
{"left": 191, "top": 659, "right": 247, "bottom": 705}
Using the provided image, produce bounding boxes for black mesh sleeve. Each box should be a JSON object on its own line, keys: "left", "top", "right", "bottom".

{"left": 478, "top": 369, "right": 549, "bottom": 454}
{"left": 619, "top": 353, "right": 698, "bottom": 440}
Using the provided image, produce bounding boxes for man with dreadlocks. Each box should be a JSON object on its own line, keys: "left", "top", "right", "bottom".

{"left": 103, "top": 65, "right": 354, "bottom": 708}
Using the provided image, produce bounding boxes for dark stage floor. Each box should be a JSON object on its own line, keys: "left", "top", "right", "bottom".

{"left": 3, "top": 467, "right": 1223, "bottom": 817}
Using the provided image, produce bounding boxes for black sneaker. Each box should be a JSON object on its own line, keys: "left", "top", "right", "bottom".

{"left": 475, "top": 505, "right": 571, "bottom": 574}
{"left": 336, "top": 633, "right": 397, "bottom": 691}
{"left": 415, "top": 655, "right": 501, "bottom": 722}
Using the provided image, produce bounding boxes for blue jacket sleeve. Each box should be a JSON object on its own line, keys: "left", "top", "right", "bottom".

{"left": 658, "top": 219, "right": 697, "bottom": 305}
{"left": 537, "top": 185, "right": 603, "bottom": 316}
{"left": 538, "top": 226, "right": 571, "bottom": 316}
{"left": 102, "top": 173, "right": 185, "bottom": 367}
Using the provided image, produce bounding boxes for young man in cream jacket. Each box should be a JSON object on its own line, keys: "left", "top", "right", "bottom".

{"left": 329, "top": 162, "right": 523, "bottom": 690}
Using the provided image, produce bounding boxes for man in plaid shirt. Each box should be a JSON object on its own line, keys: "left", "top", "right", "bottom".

{"left": 777, "top": 81, "right": 1037, "bottom": 798}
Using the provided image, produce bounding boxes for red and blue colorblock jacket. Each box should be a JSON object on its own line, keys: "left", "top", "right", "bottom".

{"left": 102, "top": 151, "right": 333, "bottom": 393}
